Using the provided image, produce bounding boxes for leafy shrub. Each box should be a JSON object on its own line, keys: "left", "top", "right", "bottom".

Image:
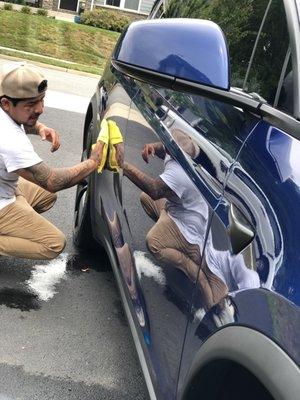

{"left": 80, "top": 9, "right": 130, "bottom": 32}
{"left": 36, "top": 8, "right": 48, "bottom": 16}
{"left": 16, "top": 0, "right": 26, "bottom": 4}
{"left": 21, "top": 5, "right": 32, "bottom": 13}
{"left": 3, "top": 3, "right": 13, "bottom": 10}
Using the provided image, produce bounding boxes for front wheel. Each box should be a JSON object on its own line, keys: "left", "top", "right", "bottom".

{"left": 73, "top": 181, "right": 98, "bottom": 250}
{"left": 73, "top": 122, "right": 98, "bottom": 250}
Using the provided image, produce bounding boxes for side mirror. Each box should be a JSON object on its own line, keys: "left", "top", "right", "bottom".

{"left": 112, "top": 19, "right": 230, "bottom": 91}
{"left": 111, "top": 19, "right": 300, "bottom": 141}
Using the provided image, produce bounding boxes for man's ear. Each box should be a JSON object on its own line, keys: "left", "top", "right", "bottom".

{"left": 0, "top": 97, "right": 11, "bottom": 112}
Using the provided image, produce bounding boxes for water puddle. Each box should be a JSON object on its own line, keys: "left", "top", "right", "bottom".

{"left": 0, "top": 288, "right": 39, "bottom": 311}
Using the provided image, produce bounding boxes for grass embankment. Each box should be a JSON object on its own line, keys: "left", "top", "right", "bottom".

{"left": 0, "top": 11, "right": 120, "bottom": 75}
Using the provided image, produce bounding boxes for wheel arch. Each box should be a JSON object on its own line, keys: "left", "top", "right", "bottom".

{"left": 181, "top": 326, "right": 300, "bottom": 400}
{"left": 83, "top": 102, "right": 93, "bottom": 146}
{"left": 83, "top": 93, "right": 99, "bottom": 148}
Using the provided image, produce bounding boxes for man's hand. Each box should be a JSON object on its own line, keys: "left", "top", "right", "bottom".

{"left": 142, "top": 143, "right": 155, "bottom": 163}
{"left": 142, "top": 142, "right": 166, "bottom": 163}
{"left": 37, "top": 122, "right": 60, "bottom": 153}
{"left": 89, "top": 141, "right": 104, "bottom": 169}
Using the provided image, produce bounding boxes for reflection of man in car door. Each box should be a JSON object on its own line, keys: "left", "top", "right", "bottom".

{"left": 122, "top": 137, "right": 228, "bottom": 311}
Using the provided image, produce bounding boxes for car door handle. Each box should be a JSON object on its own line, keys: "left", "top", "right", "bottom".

{"left": 228, "top": 204, "right": 255, "bottom": 255}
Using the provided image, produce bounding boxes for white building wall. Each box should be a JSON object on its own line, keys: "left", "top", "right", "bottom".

{"left": 139, "top": 0, "right": 155, "bottom": 14}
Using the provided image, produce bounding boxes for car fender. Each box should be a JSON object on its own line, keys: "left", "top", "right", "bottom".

{"left": 181, "top": 326, "right": 300, "bottom": 400}
{"left": 82, "top": 92, "right": 99, "bottom": 146}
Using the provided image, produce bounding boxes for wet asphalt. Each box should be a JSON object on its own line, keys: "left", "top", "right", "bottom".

{"left": 0, "top": 106, "right": 149, "bottom": 399}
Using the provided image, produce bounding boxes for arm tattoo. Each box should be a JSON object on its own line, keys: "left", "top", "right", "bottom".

{"left": 123, "top": 162, "right": 177, "bottom": 201}
{"left": 26, "top": 160, "right": 95, "bottom": 192}
{"left": 154, "top": 142, "right": 166, "bottom": 160}
{"left": 27, "top": 163, "right": 52, "bottom": 189}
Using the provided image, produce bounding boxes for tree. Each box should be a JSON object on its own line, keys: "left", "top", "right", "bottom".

{"left": 165, "top": 0, "right": 270, "bottom": 88}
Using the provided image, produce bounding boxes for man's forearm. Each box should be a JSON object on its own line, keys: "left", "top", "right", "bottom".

{"left": 153, "top": 142, "right": 166, "bottom": 159}
{"left": 123, "top": 162, "right": 156, "bottom": 197}
{"left": 50, "top": 160, "right": 97, "bottom": 191}
{"left": 19, "top": 159, "right": 96, "bottom": 193}
{"left": 123, "top": 162, "right": 175, "bottom": 200}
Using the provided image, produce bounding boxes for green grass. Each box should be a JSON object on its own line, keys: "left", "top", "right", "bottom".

{"left": 0, "top": 11, "right": 120, "bottom": 74}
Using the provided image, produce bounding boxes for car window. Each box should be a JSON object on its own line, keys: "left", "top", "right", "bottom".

{"left": 276, "top": 54, "right": 294, "bottom": 116}
{"left": 164, "top": 0, "right": 269, "bottom": 88}
{"left": 156, "top": 87, "right": 246, "bottom": 161}
{"left": 243, "top": 0, "right": 291, "bottom": 106}
{"left": 106, "top": 0, "right": 120, "bottom": 6}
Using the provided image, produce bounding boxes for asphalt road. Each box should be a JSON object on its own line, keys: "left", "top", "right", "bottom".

{"left": 0, "top": 61, "right": 149, "bottom": 400}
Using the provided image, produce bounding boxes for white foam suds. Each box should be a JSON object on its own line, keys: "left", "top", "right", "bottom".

{"left": 26, "top": 253, "right": 68, "bottom": 301}
{"left": 134, "top": 251, "right": 166, "bottom": 286}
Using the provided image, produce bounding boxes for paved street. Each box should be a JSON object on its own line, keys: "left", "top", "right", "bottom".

{"left": 0, "top": 61, "right": 149, "bottom": 400}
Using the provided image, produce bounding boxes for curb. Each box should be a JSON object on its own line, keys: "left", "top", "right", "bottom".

{"left": 0, "top": 52, "right": 101, "bottom": 79}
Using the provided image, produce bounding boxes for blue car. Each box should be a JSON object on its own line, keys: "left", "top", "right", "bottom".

{"left": 73, "top": 0, "right": 300, "bottom": 399}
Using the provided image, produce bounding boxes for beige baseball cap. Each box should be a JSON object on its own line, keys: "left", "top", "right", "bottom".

{"left": 0, "top": 62, "right": 47, "bottom": 99}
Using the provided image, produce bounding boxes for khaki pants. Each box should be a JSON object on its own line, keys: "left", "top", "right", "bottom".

{"left": 0, "top": 177, "right": 66, "bottom": 260}
{"left": 140, "top": 192, "right": 227, "bottom": 310}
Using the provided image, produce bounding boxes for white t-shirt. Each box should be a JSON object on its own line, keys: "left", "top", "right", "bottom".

{"left": 159, "top": 156, "right": 260, "bottom": 290}
{"left": 0, "top": 107, "right": 42, "bottom": 210}
{"left": 160, "top": 155, "right": 209, "bottom": 251}
{"left": 205, "top": 238, "right": 260, "bottom": 291}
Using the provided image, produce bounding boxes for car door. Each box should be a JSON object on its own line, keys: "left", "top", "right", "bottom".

{"left": 177, "top": 0, "right": 300, "bottom": 397}
{"left": 119, "top": 85, "right": 209, "bottom": 400}
{"left": 116, "top": 62, "right": 254, "bottom": 398}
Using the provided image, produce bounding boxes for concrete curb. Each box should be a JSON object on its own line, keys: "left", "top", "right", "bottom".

{"left": 0, "top": 52, "right": 100, "bottom": 78}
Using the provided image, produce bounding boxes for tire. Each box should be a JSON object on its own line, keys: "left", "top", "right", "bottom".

{"left": 73, "top": 122, "right": 98, "bottom": 250}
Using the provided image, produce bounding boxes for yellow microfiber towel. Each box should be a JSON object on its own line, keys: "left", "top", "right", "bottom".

{"left": 107, "top": 120, "right": 124, "bottom": 173}
{"left": 92, "top": 118, "right": 109, "bottom": 174}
